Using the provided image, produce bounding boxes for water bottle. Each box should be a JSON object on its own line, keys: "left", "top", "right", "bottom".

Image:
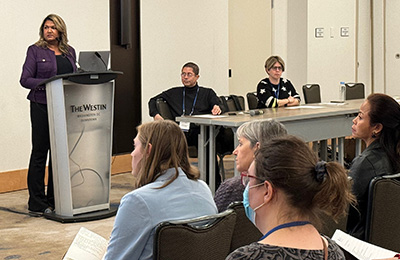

{"left": 340, "top": 82, "right": 346, "bottom": 101}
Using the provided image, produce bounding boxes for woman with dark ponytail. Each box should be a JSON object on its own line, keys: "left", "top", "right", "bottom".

{"left": 347, "top": 93, "right": 400, "bottom": 240}
{"left": 226, "top": 135, "right": 355, "bottom": 260}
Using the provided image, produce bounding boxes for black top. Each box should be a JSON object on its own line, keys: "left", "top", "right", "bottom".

{"left": 148, "top": 84, "right": 220, "bottom": 123}
{"left": 257, "top": 77, "right": 300, "bottom": 108}
{"left": 226, "top": 236, "right": 345, "bottom": 260}
{"left": 347, "top": 140, "right": 394, "bottom": 240}
{"left": 56, "top": 54, "right": 74, "bottom": 75}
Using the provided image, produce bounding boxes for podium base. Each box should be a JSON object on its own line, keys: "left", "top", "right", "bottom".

{"left": 43, "top": 204, "right": 118, "bottom": 223}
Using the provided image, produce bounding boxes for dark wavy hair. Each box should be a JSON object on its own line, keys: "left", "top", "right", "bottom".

{"left": 367, "top": 93, "right": 400, "bottom": 172}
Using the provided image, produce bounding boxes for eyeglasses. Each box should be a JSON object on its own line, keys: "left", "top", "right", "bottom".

{"left": 181, "top": 72, "right": 195, "bottom": 78}
{"left": 270, "top": 66, "right": 283, "bottom": 71}
{"left": 241, "top": 173, "right": 265, "bottom": 187}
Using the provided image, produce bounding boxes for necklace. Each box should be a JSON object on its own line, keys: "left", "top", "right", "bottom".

{"left": 259, "top": 221, "right": 311, "bottom": 241}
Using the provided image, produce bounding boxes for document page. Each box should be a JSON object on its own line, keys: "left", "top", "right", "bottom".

{"left": 331, "top": 229, "right": 398, "bottom": 260}
{"left": 63, "top": 227, "right": 108, "bottom": 260}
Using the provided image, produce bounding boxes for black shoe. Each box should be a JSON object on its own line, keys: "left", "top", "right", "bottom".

{"left": 29, "top": 210, "right": 44, "bottom": 217}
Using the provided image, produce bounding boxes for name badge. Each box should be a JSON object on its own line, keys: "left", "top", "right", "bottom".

{"left": 179, "top": 122, "right": 190, "bottom": 132}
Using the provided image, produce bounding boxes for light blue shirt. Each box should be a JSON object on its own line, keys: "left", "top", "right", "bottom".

{"left": 104, "top": 167, "right": 217, "bottom": 260}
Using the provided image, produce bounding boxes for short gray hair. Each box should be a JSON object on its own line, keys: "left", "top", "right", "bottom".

{"left": 236, "top": 119, "right": 287, "bottom": 147}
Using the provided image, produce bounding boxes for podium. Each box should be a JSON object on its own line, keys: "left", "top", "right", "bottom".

{"left": 41, "top": 71, "right": 122, "bottom": 222}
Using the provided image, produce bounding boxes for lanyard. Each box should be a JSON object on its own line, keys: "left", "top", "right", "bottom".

{"left": 259, "top": 221, "right": 311, "bottom": 241}
{"left": 182, "top": 87, "right": 199, "bottom": 116}
{"left": 274, "top": 83, "right": 280, "bottom": 99}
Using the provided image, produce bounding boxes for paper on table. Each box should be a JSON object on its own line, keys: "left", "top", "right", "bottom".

{"left": 191, "top": 115, "right": 228, "bottom": 118}
{"left": 285, "top": 105, "right": 322, "bottom": 109}
{"left": 331, "top": 229, "right": 397, "bottom": 260}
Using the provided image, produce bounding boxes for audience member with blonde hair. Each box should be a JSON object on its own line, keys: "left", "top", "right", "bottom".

{"left": 105, "top": 120, "right": 217, "bottom": 260}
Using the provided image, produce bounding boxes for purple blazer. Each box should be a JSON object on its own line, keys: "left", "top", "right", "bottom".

{"left": 20, "top": 44, "right": 77, "bottom": 104}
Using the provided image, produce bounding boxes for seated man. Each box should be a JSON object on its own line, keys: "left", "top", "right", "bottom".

{"left": 148, "top": 62, "right": 223, "bottom": 186}
{"left": 148, "top": 62, "right": 222, "bottom": 146}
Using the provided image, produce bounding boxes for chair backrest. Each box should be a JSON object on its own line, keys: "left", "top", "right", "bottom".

{"left": 155, "top": 98, "right": 174, "bottom": 120}
{"left": 365, "top": 173, "right": 400, "bottom": 252}
{"left": 219, "top": 95, "right": 245, "bottom": 112}
{"left": 345, "top": 83, "right": 365, "bottom": 100}
{"left": 246, "top": 92, "right": 258, "bottom": 109}
{"left": 302, "top": 84, "right": 321, "bottom": 104}
{"left": 227, "top": 201, "right": 262, "bottom": 253}
{"left": 317, "top": 212, "right": 348, "bottom": 238}
{"left": 153, "top": 209, "right": 237, "bottom": 260}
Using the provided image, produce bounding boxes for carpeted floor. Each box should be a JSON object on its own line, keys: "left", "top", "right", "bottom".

{"left": 0, "top": 156, "right": 234, "bottom": 259}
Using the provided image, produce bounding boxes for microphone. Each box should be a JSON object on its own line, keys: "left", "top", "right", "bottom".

{"left": 75, "top": 60, "right": 86, "bottom": 73}
{"left": 95, "top": 51, "right": 108, "bottom": 70}
{"left": 249, "top": 110, "right": 264, "bottom": 116}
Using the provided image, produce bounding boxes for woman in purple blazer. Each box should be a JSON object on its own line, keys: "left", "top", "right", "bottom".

{"left": 20, "top": 14, "right": 77, "bottom": 215}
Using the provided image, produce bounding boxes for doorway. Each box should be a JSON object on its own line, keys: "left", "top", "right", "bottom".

{"left": 109, "top": 0, "right": 141, "bottom": 154}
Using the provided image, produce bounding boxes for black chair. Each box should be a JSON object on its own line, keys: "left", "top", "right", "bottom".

{"left": 227, "top": 201, "right": 262, "bottom": 253}
{"left": 156, "top": 98, "right": 197, "bottom": 157}
{"left": 365, "top": 173, "right": 400, "bottom": 252}
{"left": 246, "top": 92, "right": 258, "bottom": 109}
{"left": 155, "top": 98, "right": 174, "bottom": 120}
{"left": 317, "top": 212, "right": 348, "bottom": 238}
{"left": 345, "top": 83, "right": 365, "bottom": 100}
{"left": 302, "top": 84, "right": 321, "bottom": 104}
{"left": 153, "top": 209, "right": 236, "bottom": 260}
{"left": 219, "top": 95, "right": 245, "bottom": 112}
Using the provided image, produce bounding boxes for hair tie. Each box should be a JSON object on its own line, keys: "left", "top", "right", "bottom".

{"left": 315, "top": 161, "right": 327, "bottom": 183}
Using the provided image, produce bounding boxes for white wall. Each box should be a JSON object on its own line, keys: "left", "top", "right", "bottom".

{"left": 273, "top": 0, "right": 371, "bottom": 103}
{"left": 228, "top": 0, "right": 272, "bottom": 103}
{"left": 0, "top": 1, "right": 109, "bottom": 172}
{"left": 307, "top": 0, "right": 357, "bottom": 102}
{"left": 140, "top": 0, "right": 229, "bottom": 123}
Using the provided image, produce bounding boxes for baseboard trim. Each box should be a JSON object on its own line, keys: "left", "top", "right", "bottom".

{"left": 0, "top": 154, "right": 131, "bottom": 194}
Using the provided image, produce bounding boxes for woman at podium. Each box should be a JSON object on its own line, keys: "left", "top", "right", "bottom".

{"left": 20, "top": 14, "right": 77, "bottom": 215}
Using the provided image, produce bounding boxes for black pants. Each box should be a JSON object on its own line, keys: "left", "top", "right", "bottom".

{"left": 185, "top": 127, "right": 222, "bottom": 189}
{"left": 27, "top": 102, "right": 54, "bottom": 212}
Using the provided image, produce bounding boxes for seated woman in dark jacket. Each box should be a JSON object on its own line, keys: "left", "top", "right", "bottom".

{"left": 347, "top": 93, "right": 400, "bottom": 240}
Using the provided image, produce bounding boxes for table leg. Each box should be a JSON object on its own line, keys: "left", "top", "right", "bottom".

{"left": 232, "top": 128, "right": 239, "bottom": 177}
{"left": 209, "top": 126, "right": 216, "bottom": 194}
{"left": 338, "top": 137, "right": 345, "bottom": 165}
{"left": 331, "top": 138, "right": 337, "bottom": 161}
{"left": 199, "top": 125, "right": 207, "bottom": 182}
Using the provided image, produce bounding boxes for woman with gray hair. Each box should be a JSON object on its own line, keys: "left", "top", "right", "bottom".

{"left": 214, "top": 119, "right": 287, "bottom": 212}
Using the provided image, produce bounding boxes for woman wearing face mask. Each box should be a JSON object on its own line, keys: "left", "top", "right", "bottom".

{"left": 346, "top": 93, "right": 400, "bottom": 240}
{"left": 105, "top": 120, "right": 217, "bottom": 260}
{"left": 226, "top": 135, "right": 355, "bottom": 260}
{"left": 214, "top": 119, "right": 287, "bottom": 212}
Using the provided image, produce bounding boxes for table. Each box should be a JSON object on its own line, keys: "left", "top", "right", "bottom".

{"left": 177, "top": 99, "right": 364, "bottom": 193}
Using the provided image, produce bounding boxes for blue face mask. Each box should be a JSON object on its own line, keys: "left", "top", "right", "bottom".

{"left": 243, "top": 184, "right": 256, "bottom": 224}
